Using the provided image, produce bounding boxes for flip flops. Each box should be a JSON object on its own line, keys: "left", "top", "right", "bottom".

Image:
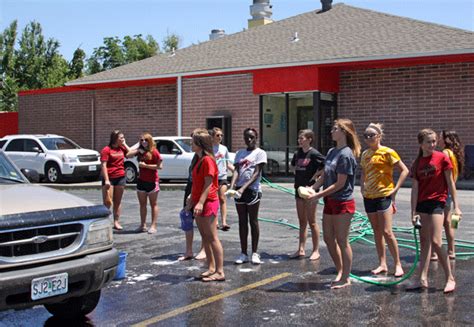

{"left": 202, "top": 274, "right": 225, "bottom": 282}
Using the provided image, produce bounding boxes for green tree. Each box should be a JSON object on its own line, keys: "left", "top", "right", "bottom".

{"left": 0, "top": 76, "right": 19, "bottom": 112}
{"left": 0, "top": 20, "right": 17, "bottom": 77}
{"left": 163, "top": 33, "right": 180, "bottom": 54}
{"left": 69, "top": 47, "right": 85, "bottom": 79}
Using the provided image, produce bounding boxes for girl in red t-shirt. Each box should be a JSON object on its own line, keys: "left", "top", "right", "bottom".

{"left": 127, "top": 133, "right": 162, "bottom": 234}
{"left": 100, "top": 130, "right": 130, "bottom": 230}
{"left": 185, "top": 129, "right": 224, "bottom": 282}
{"left": 408, "top": 129, "right": 462, "bottom": 293}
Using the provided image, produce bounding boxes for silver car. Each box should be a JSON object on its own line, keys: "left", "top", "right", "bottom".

{"left": 0, "top": 150, "right": 118, "bottom": 318}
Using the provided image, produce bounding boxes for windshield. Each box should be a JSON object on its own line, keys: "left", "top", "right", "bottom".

{"left": 40, "top": 137, "right": 81, "bottom": 150}
{"left": 175, "top": 139, "right": 192, "bottom": 153}
{"left": 0, "top": 151, "right": 26, "bottom": 183}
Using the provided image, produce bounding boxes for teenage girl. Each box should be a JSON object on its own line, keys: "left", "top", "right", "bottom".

{"left": 308, "top": 118, "right": 361, "bottom": 289}
{"left": 186, "top": 129, "right": 225, "bottom": 282}
{"left": 100, "top": 130, "right": 130, "bottom": 230}
{"left": 408, "top": 129, "right": 461, "bottom": 293}
{"left": 430, "top": 130, "right": 464, "bottom": 261}
{"left": 127, "top": 133, "right": 162, "bottom": 234}
{"left": 229, "top": 128, "right": 267, "bottom": 265}
{"left": 360, "top": 123, "right": 409, "bottom": 277}
{"left": 290, "top": 129, "right": 325, "bottom": 260}
{"left": 209, "top": 127, "right": 234, "bottom": 231}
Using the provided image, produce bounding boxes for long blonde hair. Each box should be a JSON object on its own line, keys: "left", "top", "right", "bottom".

{"left": 192, "top": 128, "right": 214, "bottom": 159}
{"left": 140, "top": 132, "right": 156, "bottom": 161}
{"left": 335, "top": 118, "right": 361, "bottom": 158}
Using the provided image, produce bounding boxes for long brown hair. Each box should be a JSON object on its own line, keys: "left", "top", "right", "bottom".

{"left": 442, "top": 130, "right": 464, "bottom": 174}
{"left": 192, "top": 128, "right": 214, "bottom": 160}
{"left": 412, "top": 128, "right": 436, "bottom": 180}
{"left": 335, "top": 118, "right": 361, "bottom": 158}
{"left": 140, "top": 132, "right": 156, "bottom": 161}
{"left": 108, "top": 130, "right": 123, "bottom": 147}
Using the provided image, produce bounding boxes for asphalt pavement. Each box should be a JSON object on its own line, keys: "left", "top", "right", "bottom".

{"left": 1, "top": 183, "right": 473, "bottom": 326}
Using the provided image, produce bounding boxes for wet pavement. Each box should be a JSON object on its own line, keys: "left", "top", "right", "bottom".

{"left": 1, "top": 184, "right": 473, "bottom": 326}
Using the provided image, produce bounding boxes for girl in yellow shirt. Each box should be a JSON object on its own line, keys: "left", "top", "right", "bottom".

{"left": 360, "top": 123, "right": 409, "bottom": 278}
{"left": 432, "top": 130, "right": 465, "bottom": 260}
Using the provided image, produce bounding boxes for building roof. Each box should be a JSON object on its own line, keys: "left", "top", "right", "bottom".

{"left": 68, "top": 3, "right": 474, "bottom": 86}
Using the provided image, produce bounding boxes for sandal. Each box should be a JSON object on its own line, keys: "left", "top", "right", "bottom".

{"left": 202, "top": 274, "right": 225, "bottom": 282}
{"left": 147, "top": 227, "right": 157, "bottom": 234}
{"left": 221, "top": 225, "right": 231, "bottom": 231}
{"left": 135, "top": 226, "right": 147, "bottom": 233}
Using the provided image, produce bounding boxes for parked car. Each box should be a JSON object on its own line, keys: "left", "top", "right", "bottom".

{"left": 0, "top": 150, "right": 118, "bottom": 318}
{"left": 0, "top": 134, "right": 101, "bottom": 183}
{"left": 125, "top": 136, "right": 235, "bottom": 183}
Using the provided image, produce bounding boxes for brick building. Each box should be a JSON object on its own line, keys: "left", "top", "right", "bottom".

{"left": 19, "top": 3, "right": 474, "bottom": 175}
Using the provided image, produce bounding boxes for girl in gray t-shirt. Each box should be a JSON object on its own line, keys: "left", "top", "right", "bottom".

{"left": 308, "top": 118, "right": 361, "bottom": 289}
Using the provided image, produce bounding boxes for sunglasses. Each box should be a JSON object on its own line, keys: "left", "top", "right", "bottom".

{"left": 140, "top": 139, "right": 146, "bottom": 142}
{"left": 363, "top": 133, "right": 377, "bottom": 139}
{"left": 216, "top": 134, "right": 223, "bottom": 137}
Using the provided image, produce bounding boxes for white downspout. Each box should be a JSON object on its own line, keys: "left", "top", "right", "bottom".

{"left": 177, "top": 75, "right": 182, "bottom": 136}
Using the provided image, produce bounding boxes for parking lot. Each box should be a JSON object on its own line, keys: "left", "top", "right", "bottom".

{"left": 1, "top": 183, "right": 473, "bottom": 326}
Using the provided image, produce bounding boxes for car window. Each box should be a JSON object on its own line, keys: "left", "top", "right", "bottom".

{"left": 175, "top": 139, "right": 192, "bottom": 153}
{"left": 0, "top": 152, "right": 25, "bottom": 183}
{"left": 24, "top": 139, "right": 42, "bottom": 152}
{"left": 155, "top": 140, "right": 176, "bottom": 154}
{"left": 0, "top": 140, "right": 6, "bottom": 149}
{"left": 5, "top": 139, "right": 25, "bottom": 152}
{"left": 40, "top": 137, "right": 81, "bottom": 150}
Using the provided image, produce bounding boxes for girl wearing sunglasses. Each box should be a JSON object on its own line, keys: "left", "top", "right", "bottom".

{"left": 360, "top": 123, "right": 409, "bottom": 278}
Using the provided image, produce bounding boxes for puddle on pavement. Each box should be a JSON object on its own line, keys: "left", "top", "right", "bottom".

{"left": 152, "top": 260, "right": 179, "bottom": 266}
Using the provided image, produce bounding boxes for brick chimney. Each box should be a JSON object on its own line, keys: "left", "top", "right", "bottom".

{"left": 248, "top": 0, "right": 273, "bottom": 29}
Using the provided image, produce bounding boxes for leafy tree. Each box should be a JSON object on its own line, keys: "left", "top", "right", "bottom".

{"left": 163, "top": 33, "right": 180, "bottom": 53}
{"left": 0, "top": 20, "right": 17, "bottom": 77}
{"left": 69, "top": 48, "right": 85, "bottom": 79}
{"left": 0, "top": 75, "right": 18, "bottom": 112}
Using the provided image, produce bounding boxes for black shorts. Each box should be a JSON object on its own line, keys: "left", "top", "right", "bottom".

{"left": 235, "top": 188, "right": 262, "bottom": 205}
{"left": 363, "top": 196, "right": 392, "bottom": 213}
{"left": 416, "top": 200, "right": 445, "bottom": 215}
{"left": 218, "top": 179, "right": 228, "bottom": 187}
{"left": 102, "top": 176, "right": 126, "bottom": 186}
{"left": 136, "top": 179, "right": 160, "bottom": 193}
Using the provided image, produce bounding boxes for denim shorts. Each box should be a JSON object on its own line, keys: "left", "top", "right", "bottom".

{"left": 363, "top": 196, "right": 392, "bottom": 214}
{"left": 416, "top": 200, "right": 445, "bottom": 215}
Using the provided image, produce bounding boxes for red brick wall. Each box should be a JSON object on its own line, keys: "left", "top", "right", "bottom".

{"left": 182, "top": 74, "right": 260, "bottom": 151}
{"left": 339, "top": 62, "right": 474, "bottom": 164}
{"left": 0, "top": 112, "right": 18, "bottom": 137}
{"left": 19, "top": 90, "right": 94, "bottom": 148}
{"left": 94, "top": 84, "right": 177, "bottom": 149}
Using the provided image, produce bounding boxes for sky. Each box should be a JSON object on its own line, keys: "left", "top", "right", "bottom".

{"left": 1, "top": 0, "right": 473, "bottom": 61}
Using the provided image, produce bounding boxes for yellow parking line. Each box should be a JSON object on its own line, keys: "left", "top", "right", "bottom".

{"left": 132, "top": 272, "right": 292, "bottom": 326}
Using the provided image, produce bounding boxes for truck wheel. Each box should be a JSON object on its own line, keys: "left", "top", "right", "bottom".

{"left": 44, "top": 290, "right": 101, "bottom": 318}
{"left": 45, "top": 163, "right": 62, "bottom": 183}
{"left": 125, "top": 162, "right": 138, "bottom": 183}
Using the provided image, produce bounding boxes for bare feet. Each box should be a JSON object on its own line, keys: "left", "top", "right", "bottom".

{"left": 195, "top": 250, "right": 207, "bottom": 260}
{"left": 202, "top": 272, "right": 225, "bottom": 282}
{"left": 178, "top": 253, "right": 193, "bottom": 261}
{"left": 448, "top": 252, "right": 456, "bottom": 260}
{"left": 444, "top": 279, "right": 456, "bottom": 293}
{"left": 371, "top": 266, "right": 388, "bottom": 275}
{"left": 309, "top": 251, "right": 321, "bottom": 261}
{"left": 406, "top": 279, "right": 428, "bottom": 291}
{"left": 113, "top": 222, "right": 123, "bottom": 230}
{"left": 430, "top": 253, "right": 439, "bottom": 261}
{"left": 394, "top": 265, "right": 404, "bottom": 278}
{"left": 331, "top": 280, "right": 351, "bottom": 289}
{"left": 331, "top": 272, "right": 343, "bottom": 285}
{"left": 290, "top": 250, "right": 305, "bottom": 259}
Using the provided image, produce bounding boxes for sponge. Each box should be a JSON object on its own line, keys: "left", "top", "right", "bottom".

{"left": 297, "top": 186, "right": 316, "bottom": 199}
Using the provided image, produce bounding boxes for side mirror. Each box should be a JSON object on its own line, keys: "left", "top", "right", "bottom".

{"left": 171, "top": 148, "right": 182, "bottom": 155}
{"left": 21, "top": 168, "right": 40, "bottom": 183}
{"left": 32, "top": 147, "right": 42, "bottom": 153}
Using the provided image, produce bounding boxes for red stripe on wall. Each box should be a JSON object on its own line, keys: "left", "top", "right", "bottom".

{"left": 0, "top": 112, "right": 18, "bottom": 137}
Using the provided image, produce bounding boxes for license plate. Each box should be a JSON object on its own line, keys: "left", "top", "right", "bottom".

{"left": 31, "top": 273, "right": 68, "bottom": 301}
{"left": 88, "top": 165, "right": 97, "bottom": 171}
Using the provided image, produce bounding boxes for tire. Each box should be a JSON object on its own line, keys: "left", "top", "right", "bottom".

{"left": 45, "top": 162, "right": 62, "bottom": 183}
{"left": 125, "top": 162, "right": 138, "bottom": 183}
{"left": 44, "top": 290, "right": 101, "bottom": 318}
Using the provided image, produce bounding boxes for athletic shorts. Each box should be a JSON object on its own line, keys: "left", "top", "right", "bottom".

{"left": 416, "top": 200, "right": 445, "bottom": 215}
{"left": 218, "top": 179, "right": 228, "bottom": 187}
{"left": 136, "top": 179, "right": 160, "bottom": 194}
{"left": 234, "top": 188, "right": 262, "bottom": 205}
{"left": 323, "top": 197, "right": 355, "bottom": 215}
{"left": 102, "top": 176, "right": 126, "bottom": 186}
{"left": 363, "top": 196, "right": 392, "bottom": 214}
{"left": 198, "top": 199, "right": 219, "bottom": 218}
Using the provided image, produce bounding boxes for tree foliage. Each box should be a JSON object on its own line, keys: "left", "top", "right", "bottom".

{"left": 87, "top": 34, "right": 160, "bottom": 74}
{"left": 69, "top": 48, "right": 86, "bottom": 79}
